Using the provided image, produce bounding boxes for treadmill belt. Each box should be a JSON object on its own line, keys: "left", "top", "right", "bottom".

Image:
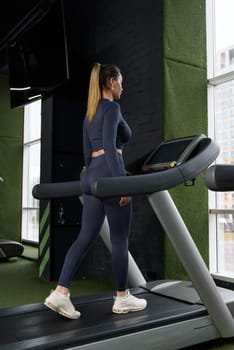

{"left": 0, "top": 290, "right": 207, "bottom": 350}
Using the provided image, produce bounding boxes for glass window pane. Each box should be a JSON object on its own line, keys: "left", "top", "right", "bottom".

{"left": 214, "top": 80, "right": 234, "bottom": 211}
{"left": 208, "top": 1, "right": 234, "bottom": 278}
{"left": 22, "top": 100, "right": 41, "bottom": 243}
{"left": 22, "top": 142, "right": 40, "bottom": 208}
{"left": 216, "top": 214, "right": 234, "bottom": 276}
{"left": 22, "top": 209, "right": 39, "bottom": 243}
{"left": 214, "top": 80, "right": 234, "bottom": 164}
{"left": 24, "top": 100, "right": 41, "bottom": 143}
{"left": 215, "top": 0, "right": 234, "bottom": 75}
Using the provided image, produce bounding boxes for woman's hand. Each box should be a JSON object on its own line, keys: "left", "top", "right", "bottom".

{"left": 119, "top": 196, "right": 132, "bottom": 206}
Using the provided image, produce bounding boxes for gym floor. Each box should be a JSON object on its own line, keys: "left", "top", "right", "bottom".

{"left": 0, "top": 245, "right": 233, "bottom": 350}
{"left": 0, "top": 245, "right": 114, "bottom": 308}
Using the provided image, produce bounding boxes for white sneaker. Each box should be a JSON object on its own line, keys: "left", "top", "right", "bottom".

{"left": 112, "top": 290, "right": 147, "bottom": 314}
{"left": 44, "top": 290, "right": 81, "bottom": 320}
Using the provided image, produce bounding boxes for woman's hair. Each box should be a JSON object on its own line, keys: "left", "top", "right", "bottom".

{"left": 86, "top": 63, "right": 121, "bottom": 121}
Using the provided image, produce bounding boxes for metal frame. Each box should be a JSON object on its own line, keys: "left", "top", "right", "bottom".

{"left": 67, "top": 316, "right": 220, "bottom": 350}
{"left": 148, "top": 190, "right": 234, "bottom": 337}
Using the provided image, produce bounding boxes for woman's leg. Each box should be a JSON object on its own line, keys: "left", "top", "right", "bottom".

{"left": 104, "top": 197, "right": 132, "bottom": 292}
{"left": 44, "top": 194, "right": 105, "bottom": 319}
{"left": 104, "top": 197, "right": 147, "bottom": 314}
{"left": 58, "top": 193, "right": 105, "bottom": 288}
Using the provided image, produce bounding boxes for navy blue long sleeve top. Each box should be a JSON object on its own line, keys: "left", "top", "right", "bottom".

{"left": 83, "top": 99, "right": 131, "bottom": 177}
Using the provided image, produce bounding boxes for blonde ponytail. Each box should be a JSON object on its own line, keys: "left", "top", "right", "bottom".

{"left": 86, "top": 63, "right": 101, "bottom": 121}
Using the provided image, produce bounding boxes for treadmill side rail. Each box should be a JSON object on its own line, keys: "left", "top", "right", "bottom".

{"left": 65, "top": 316, "right": 219, "bottom": 350}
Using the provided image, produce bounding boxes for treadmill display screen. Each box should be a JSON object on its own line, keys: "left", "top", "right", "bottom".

{"left": 142, "top": 135, "right": 204, "bottom": 172}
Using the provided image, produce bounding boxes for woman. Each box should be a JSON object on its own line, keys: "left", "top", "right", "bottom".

{"left": 44, "top": 63, "right": 147, "bottom": 319}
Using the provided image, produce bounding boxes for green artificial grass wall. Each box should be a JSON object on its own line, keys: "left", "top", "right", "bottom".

{"left": 163, "top": 0, "right": 208, "bottom": 279}
{"left": 0, "top": 75, "right": 24, "bottom": 241}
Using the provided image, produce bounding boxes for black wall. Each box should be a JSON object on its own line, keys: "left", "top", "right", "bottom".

{"left": 40, "top": 0, "right": 164, "bottom": 281}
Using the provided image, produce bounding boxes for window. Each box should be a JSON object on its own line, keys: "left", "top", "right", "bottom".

{"left": 21, "top": 100, "right": 41, "bottom": 243}
{"left": 207, "top": 0, "right": 234, "bottom": 280}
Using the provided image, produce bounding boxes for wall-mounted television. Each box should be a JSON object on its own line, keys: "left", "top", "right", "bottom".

{"left": 7, "top": 0, "right": 69, "bottom": 109}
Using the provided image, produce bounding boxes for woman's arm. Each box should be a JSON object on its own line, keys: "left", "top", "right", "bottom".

{"left": 103, "top": 102, "right": 126, "bottom": 177}
{"left": 83, "top": 119, "right": 92, "bottom": 167}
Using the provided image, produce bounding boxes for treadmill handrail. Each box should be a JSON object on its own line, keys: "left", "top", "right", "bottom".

{"left": 91, "top": 138, "right": 220, "bottom": 198}
{"left": 32, "top": 180, "right": 81, "bottom": 199}
{"left": 205, "top": 164, "right": 234, "bottom": 191}
{"left": 32, "top": 138, "right": 219, "bottom": 200}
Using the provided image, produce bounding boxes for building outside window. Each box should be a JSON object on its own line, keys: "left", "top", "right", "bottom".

{"left": 21, "top": 100, "right": 41, "bottom": 243}
{"left": 207, "top": 0, "right": 234, "bottom": 280}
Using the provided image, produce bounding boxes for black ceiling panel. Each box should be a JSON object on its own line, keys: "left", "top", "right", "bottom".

{"left": 0, "top": 0, "right": 55, "bottom": 74}
{"left": 0, "top": 1, "right": 39, "bottom": 45}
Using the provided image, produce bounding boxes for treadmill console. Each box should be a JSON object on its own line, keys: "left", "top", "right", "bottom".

{"left": 142, "top": 134, "right": 206, "bottom": 172}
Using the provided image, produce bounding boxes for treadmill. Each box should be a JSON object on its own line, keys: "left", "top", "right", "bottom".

{"left": 0, "top": 177, "right": 24, "bottom": 259}
{"left": 1, "top": 135, "right": 234, "bottom": 350}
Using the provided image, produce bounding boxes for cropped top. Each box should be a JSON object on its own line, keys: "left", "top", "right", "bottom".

{"left": 83, "top": 99, "right": 131, "bottom": 177}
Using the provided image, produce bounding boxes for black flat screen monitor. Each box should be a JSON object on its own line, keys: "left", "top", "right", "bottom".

{"left": 8, "top": 0, "right": 69, "bottom": 109}
{"left": 142, "top": 134, "right": 205, "bottom": 172}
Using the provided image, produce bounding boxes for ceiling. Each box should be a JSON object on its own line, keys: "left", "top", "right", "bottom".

{"left": 0, "top": 1, "right": 38, "bottom": 44}
{"left": 0, "top": 0, "right": 54, "bottom": 74}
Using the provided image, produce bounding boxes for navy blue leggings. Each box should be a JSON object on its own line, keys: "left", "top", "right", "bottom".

{"left": 58, "top": 155, "right": 132, "bottom": 291}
